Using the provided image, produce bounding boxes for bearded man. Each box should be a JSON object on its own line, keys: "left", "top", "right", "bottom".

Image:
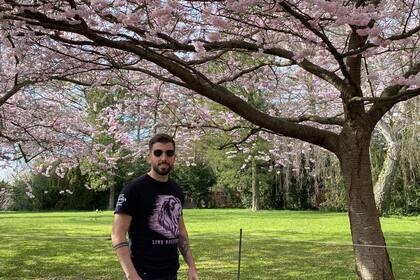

{"left": 112, "top": 133, "right": 199, "bottom": 280}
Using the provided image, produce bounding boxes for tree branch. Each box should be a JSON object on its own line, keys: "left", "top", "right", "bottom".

{"left": 284, "top": 114, "right": 345, "bottom": 126}
{"left": 350, "top": 88, "right": 420, "bottom": 104}
{"left": 187, "top": 50, "right": 228, "bottom": 65}
{"left": 10, "top": 121, "right": 53, "bottom": 153}
{"left": 368, "top": 62, "right": 420, "bottom": 124}
{"left": 342, "top": 25, "right": 420, "bottom": 58}
{"left": 204, "top": 40, "right": 347, "bottom": 92}
{"left": 218, "top": 128, "right": 261, "bottom": 150}
{"left": 388, "top": 24, "right": 420, "bottom": 41}
{"left": 0, "top": 80, "right": 36, "bottom": 107}
{"left": 0, "top": 131, "right": 18, "bottom": 143}
{"left": 217, "top": 63, "right": 270, "bottom": 84}
{"left": 279, "top": 1, "right": 351, "bottom": 82}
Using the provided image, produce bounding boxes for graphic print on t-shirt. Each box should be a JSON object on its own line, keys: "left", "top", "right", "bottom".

{"left": 149, "top": 195, "right": 182, "bottom": 238}
{"left": 116, "top": 193, "right": 127, "bottom": 209}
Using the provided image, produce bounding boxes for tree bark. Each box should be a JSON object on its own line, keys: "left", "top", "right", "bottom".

{"left": 339, "top": 126, "right": 394, "bottom": 280}
{"left": 251, "top": 156, "right": 260, "bottom": 212}
{"left": 373, "top": 121, "right": 400, "bottom": 216}
{"left": 108, "top": 185, "right": 115, "bottom": 210}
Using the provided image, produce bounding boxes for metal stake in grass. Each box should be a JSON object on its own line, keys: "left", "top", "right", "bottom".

{"left": 237, "top": 228, "right": 243, "bottom": 280}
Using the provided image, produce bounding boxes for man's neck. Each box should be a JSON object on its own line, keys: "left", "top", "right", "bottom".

{"left": 148, "top": 170, "right": 169, "bottom": 182}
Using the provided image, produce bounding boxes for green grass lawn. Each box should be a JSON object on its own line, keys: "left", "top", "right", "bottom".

{"left": 0, "top": 209, "right": 418, "bottom": 279}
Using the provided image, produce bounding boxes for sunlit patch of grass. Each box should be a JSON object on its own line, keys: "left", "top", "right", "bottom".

{"left": 0, "top": 210, "right": 419, "bottom": 279}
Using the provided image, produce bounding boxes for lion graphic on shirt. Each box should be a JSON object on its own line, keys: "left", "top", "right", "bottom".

{"left": 149, "top": 195, "right": 182, "bottom": 238}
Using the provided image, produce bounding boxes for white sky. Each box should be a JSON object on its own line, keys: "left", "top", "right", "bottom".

{"left": 0, "top": 161, "right": 23, "bottom": 182}
{"left": 0, "top": 165, "right": 13, "bottom": 182}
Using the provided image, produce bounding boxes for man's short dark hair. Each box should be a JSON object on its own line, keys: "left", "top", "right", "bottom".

{"left": 149, "top": 133, "right": 176, "bottom": 151}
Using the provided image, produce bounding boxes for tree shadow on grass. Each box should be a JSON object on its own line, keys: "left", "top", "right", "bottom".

{"left": 178, "top": 231, "right": 419, "bottom": 280}
{"left": 178, "top": 233, "right": 354, "bottom": 280}
{"left": 0, "top": 230, "right": 418, "bottom": 280}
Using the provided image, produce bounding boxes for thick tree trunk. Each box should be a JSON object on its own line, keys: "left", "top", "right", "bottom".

{"left": 339, "top": 127, "right": 394, "bottom": 280}
{"left": 251, "top": 156, "right": 260, "bottom": 212}
{"left": 373, "top": 121, "right": 400, "bottom": 216}
{"left": 108, "top": 185, "right": 115, "bottom": 210}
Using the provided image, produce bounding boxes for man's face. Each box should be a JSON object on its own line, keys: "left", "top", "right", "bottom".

{"left": 148, "top": 142, "right": 176, "bottom": 176}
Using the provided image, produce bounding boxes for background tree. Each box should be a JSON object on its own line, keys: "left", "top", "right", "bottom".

{"left": 7, "top": 163, "right": 107, "bottom": 211}
{"left": 371, "top": 99, "right": 419, "bottom": 215}
{"left": 0, "top": 180, "right": 13, "bottom": 210}
{"left": 82, "top": 88, "right": 136, "bottom": 209}
{"left": 172, "top": 159, "right": 217, "bottom": 208}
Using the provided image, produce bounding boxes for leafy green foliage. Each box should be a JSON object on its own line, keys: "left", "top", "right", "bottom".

{"left": 8, "top": 166, "right": 107, "bottom": 211}
{"left": 318, "top": 156, "right": 347, "bottom": 212}
{"left": 172, "top": 160, "right": 217, "bottom": 208}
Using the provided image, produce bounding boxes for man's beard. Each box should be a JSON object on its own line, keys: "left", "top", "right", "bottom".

{"left": 153, "top": 163, "right": 172, "bottom": 176}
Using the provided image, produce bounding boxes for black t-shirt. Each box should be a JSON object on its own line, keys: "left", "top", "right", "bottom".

{"left": 114, "top": 174, "right": 185, "bottom": 274}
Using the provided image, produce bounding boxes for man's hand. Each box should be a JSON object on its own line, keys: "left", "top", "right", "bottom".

{"left": 126, "top": 274, "right": 142, "bottom": 280}
{"left": 188, "top": 267, "right": 199, "bottom": 280}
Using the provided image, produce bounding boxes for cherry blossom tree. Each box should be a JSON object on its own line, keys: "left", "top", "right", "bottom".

{"left": 1, "top": 1, "right": 419, "bottom": 279}
{"left": 81, "top": 88, "right": 136, "bottom": 209}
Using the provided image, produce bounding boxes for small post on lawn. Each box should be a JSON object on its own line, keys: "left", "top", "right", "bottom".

{"left": 237, "top": 228, "right": 243, "bottom": 280}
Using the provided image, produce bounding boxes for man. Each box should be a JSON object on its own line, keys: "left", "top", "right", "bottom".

{"left": 112, "top": 133, "right": 199, "bottom": 280}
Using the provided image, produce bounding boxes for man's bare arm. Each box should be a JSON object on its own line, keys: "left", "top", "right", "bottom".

{"left": 178, "top": 216, "right": 199, "bottom": 280}
{"left": 111, "top": 213, "right": 142, "bottom": 280}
